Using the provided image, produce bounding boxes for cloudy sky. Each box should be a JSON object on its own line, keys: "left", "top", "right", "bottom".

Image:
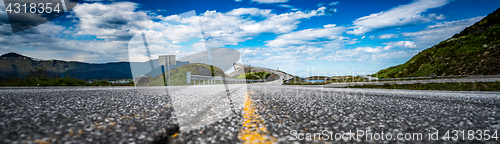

{"left": 0, "top": 0, "right": 499, "bottom": 76}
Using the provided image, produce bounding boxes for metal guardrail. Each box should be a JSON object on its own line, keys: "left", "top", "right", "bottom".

{"left": 186, "top": 64, "right": 292, "bottom": 85}
{"left": 188, "top": 74, "right": 279, "bottom": 85}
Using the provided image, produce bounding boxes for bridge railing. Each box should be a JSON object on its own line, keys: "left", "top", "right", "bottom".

{"left": 243, "top": 66, "right": 293, "bottom": 84}
{"left": 187, "top": 74, "right": 279, "bottom": 85}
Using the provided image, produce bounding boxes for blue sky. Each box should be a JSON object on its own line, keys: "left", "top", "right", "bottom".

{"left": 0, "top": 0, "right": 499, "bottom": 76}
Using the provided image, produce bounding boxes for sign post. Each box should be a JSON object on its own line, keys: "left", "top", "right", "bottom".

{"left": 159, "top": 55, "right": 176, "bottom": 86}
{"left": 186, "top": 72, "right": 191, "bottom": 84}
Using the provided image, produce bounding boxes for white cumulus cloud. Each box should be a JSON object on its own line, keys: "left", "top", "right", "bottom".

{"left": 403, "top": 16, "right": 484, "bottom": 49}
{"left": 329, "top": 2, "right": 339, "bottom": 5}
{"left": 378, "top": 34, "right": 397, "bottom": 39}
{"left": 169, "top": 7, "right": 327, "bottom": 48}
{"left": 326, "top": 47, "right": 381, "bottom": 62}
{"left": 347, "top": 0, "right": 448, "bottom": 35}
{"left": 266, "top": 25, "right": 347, "bottom": 48}
{"left": 226, "top": 8, "right": 272, "bottom": 16}
{"left": 383, "top": 41, "right": 417, "bottom": 50}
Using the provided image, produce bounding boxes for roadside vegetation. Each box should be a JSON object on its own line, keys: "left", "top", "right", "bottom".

{"left": 331, "top": 76, "right": 370, "bottom": 83}
{"left": 0, "top": 67, "right": 133, "bottom": 86}
{"left": 347, "top": 81, "right": 500, "bottom": 91}
{"left": 139, "top": 63, "right": 225, "bottom": 86}
{"left": 236, "top": 72, "right": 272, "bottom": 79}
{"left": 304, "top": 76, "right": 330, "bottom": 80}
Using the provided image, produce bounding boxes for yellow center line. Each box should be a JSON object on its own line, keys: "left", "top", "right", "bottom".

{"left": 238, "top": 92, "right": 276, "bottom": 144}
{"left": 33, "top": 140, "right": 50, "bottom": 144}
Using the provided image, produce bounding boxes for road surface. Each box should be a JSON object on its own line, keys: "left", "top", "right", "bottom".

{"left": 1, "top": 69, "right": 499, "bottom": 143}
{"left": 2, "top": 82, "right": 500, "bottom": 143}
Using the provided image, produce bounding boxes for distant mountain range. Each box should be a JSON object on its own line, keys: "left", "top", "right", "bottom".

{"left": 374, "top": 7, "right": 500, "bottom": 78}
{"left": 0, "top": 52, "right": 189, "bottom": 80}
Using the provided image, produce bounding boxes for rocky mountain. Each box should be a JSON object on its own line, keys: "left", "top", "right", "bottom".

{"left": 374, "top": 7, "right": 500, "bottom": 78}
{"left": 0, "top": 52, "right": 189, "bottom": 80}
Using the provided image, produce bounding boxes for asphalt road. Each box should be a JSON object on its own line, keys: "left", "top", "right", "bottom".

{"left": 244, "top": 85, "right": 500, "bottom": 143}
{"left": 2, "top": 83, "right": 500, "bottom": 143}
{"left": 170, "top": 84, "right": 500, "bottom": 143}
{"left": 0, "top": 85, "right": 246, "bottom": 143}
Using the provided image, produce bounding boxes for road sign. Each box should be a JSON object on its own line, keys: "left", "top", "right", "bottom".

{"left": 159, "top": 55, "right": 176, "bottom": 86}
{"left": 159, "top": 55, "right": 176, "bottom": 65}
{"left": 186, "top": 72, "right": 191, "bottom": 84}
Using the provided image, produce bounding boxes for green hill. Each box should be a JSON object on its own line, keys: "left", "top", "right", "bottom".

{"left": 141, "top": 63, "right": 226, "bottom": 86}
{"left": 374, "top": 7, "right": 500, "bottom": 78}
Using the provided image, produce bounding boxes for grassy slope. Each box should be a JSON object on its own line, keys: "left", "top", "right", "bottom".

{"left": 238, "top": 66, "right": 279, "bottom": 80}
{"left": 236, "top": 72, "right": 272, "bottom": 80}
{"left": 373, "top": 7, "right": 500, "bottom": 79}
{"left": 145, "top": 63, "right": 226, "bottom": 86}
